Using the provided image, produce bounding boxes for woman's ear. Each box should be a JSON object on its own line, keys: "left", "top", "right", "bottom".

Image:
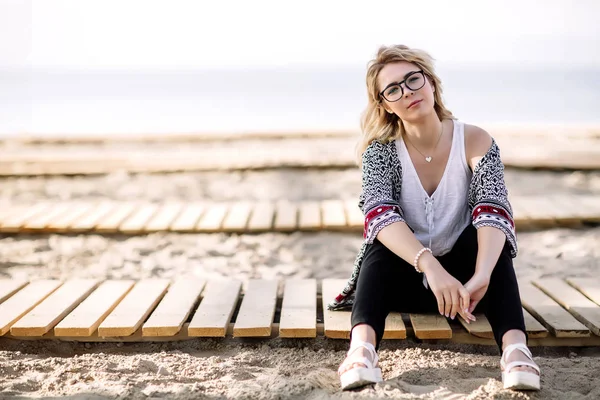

{"left": 428, "top": 76, "right": 436, "bottom": 93}
{"left": 378, "top": 101, "right": 394, "bottom": 114}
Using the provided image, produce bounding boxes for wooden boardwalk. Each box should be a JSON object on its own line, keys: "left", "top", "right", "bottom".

{"left": 1, "top": 128, "right": 600, "bottom": 176}
{"left": 0, "top": 195, "right": 598, "bottom": 235}
{"left": 1, "top": 277, "right": 599, "bottom": 346}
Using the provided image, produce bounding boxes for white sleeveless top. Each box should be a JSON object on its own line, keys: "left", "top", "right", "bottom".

{"left": 395, "top": 120, "right": 472, "bottom": 257}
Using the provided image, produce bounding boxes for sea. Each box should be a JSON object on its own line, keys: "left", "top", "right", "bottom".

{"left": 1, "top": 65, "right": 599, "bottom": 137}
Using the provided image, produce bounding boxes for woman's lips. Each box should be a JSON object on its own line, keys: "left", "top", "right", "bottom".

{"left": 408, "top": 99, "right": 422, "bottom": 109}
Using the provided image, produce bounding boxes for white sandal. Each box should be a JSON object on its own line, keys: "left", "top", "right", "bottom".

{"left": 338, "top": 340, "right": 383, "bottom": 390}
{"left": 501, "top": 343, "right": 541, "bottom": 391}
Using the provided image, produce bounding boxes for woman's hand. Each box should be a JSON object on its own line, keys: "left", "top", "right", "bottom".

{"left": 464, "top": 273, "right": 490, "bottom": 314}
{"left": 420, "top": 257, "right": 475, "bottom": 321}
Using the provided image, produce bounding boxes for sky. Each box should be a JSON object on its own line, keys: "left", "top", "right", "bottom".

{"left": 1, "top": 0, "right": 599, "bottom": 71}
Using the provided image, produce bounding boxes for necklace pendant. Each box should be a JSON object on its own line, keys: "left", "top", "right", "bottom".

{"left": 425, "top": 156, "right": 432, "bottom": 163}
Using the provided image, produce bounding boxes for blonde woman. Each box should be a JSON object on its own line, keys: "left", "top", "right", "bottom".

{"left": 329, "top": 45, "right": 540, "bottom": 391}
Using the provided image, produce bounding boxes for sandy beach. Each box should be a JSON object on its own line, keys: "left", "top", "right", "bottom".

{"left": 1, "top": 157, "right": 599, "bottom": 399}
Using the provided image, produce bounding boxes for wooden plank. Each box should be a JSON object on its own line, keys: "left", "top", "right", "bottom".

{"left": 459, "top": 306, "right": 548, "bottom": 339}
{"left": 233, "top": 280, "right": 278, "bottom": 337}
{"left": 188, "top": 280, "right": 242, "bottom": 337}
{"left": 519, "top": 282, "right": 589, "bottom": 337}
{"left": 322, "top": 279, "right": 351, "bottom": 339}
{"left": 533, "top": 278, "right": 600, "bottom": 336}
{"left": 273, "top": 200, "right": 297, "bottom": 231}
{"left": 322, "top": 279, "right": 406, "bottom": 339}
{"left": 118, "top": 204, "right": 160, "bottom": 233}
{"left": 0, "top": 206, "right": 25, "bottom": 229}
{"left": 22, "top": 202, "right": 77, "bottom": 230}
{"left": 143, "top": 203, "right": 183, "bottom": 232}
{"left": 567, "top": 277, "right": 600, "bottom": 306}
{"left": 0, "top": 280, "right": 62, "bottom": 335}
{"left": 169, "top": 203, "right": 205, "bottom": 232}
{"left": 0, "top": 279, "right": 28, "bottom": 304}
{"left": 534, "top": 197, "right": 574, "bottom": 222}
{"left": 10, "top": 279, "right": 99, "bottom": 336}
{"left": 68, "top": 202, "right": 118, "bottom": 232}
{"left": 446, "top": 326, "right": 600, "bottom": 347}
{"left": 279, "top": 279, "right": 317, "bottom": 338}
{"left": 221, "top": 202, "right": 252, "bottom": 232}
{"left": 298, "top": 201, "right": 321, "bottom": 230}
{"left": 46, "top": 202, "right": 98, "bottom": 232}
{"left": 344, "top": 199, "right": 364, "bottom": 229}
{"left": 8, "top": 322, "right": 600, "bottom": 346}
{"left": 195, "top": 204, "right": 228, "bottom": 232}
{"left": 95, "top": 202, "right": 137, "bottom": 233}
{"left": 509, "top": 196, "right": 530, "bottom": 228}
{"left": 548, "top": 195, "right": 594, "bottom": 223}
{"left": 54, "top": 280, "right": 135, "bottom": 336}
{"left": 6, "top": 127, "right": 599, "bottom": 145}
{"left": 0, "top": 202, "right": 54, "bottom": 232}
{"left": 409, "top": 314, "right": 452, "bottom": 339}
{"left": 516, "top": 197, "right": 556, "bottom": 226}
{"left": 0, "top": 205, "right": 20, "bottom": 222}
{"left": 523, "top": 308, "right": 549, "bottom": 338}
{"left": 143, "top": 278, "right": 206, "bottom": 336}
{"left": 382, "top": 312, "right": 407, "bottom": 339}
{"left": 458, "top": 314, "right": 493, "bottom": 339}
{"left": 247, "top": 202, "right": 275, "bottom": 232}
{"left": 320, "top": 200, "right": 347, "bottom": 229}
{"left": 98, "top": 279, "right": 170, "bottom": 337}
{"left": 577, "top": 196, "right": 600, "bottom": 222}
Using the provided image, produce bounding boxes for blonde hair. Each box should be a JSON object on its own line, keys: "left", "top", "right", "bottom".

{"left": 356, "top": 44, "right": 455, "bottom": 164}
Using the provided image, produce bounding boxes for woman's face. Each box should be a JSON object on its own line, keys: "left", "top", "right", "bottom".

{"left": 377, "top": 61, "right": 436, "bottom": 122}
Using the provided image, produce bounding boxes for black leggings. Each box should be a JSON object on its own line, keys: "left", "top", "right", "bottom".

{"left": 351, "top": 224, "right": 526, "bottom": 351}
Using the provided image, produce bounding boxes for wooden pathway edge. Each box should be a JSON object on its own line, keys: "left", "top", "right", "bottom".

{"left": 0, "top": 277, "right": 599, "bottom": 347}
{"left": 0, "top": 196, "right": 598, "bottom": 235}
{"left": 3, "top": 125, "right": 599, "bottom": 144}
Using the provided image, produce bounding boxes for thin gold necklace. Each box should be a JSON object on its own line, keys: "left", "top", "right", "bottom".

{"left": 404, "top": 123, "right": 444, "bottom": 163}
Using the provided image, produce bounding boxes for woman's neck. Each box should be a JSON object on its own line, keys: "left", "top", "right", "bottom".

{"left": 402, "top": 114, "right": 444, "bottom": 148}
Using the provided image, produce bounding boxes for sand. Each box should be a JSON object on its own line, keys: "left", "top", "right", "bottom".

{"left": 1, "top": 165, "right": 600, "bottom": 399}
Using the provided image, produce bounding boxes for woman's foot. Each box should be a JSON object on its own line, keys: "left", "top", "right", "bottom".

{"left": 501, "top": 343, "right": 540, "bottom": 391}
{"left": 338, "top": 340, "right": 382, "bottom": 390}
{"left": 338, "top": 344, "right": 378, "bottom": 375}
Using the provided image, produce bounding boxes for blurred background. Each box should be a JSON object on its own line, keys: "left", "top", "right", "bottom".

{"left": 1, "top": 3, "right": 600, "bottom": 398}
{"left": 1, "top": 0, "right": 599, "bottom": 137}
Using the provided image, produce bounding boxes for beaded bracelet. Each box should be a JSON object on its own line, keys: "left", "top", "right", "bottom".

{"left": 413, "top": 247, "right": 432, "bottom": 273}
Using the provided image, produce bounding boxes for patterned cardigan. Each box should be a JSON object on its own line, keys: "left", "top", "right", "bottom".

{"left": 327, "top": 137, "right": 517, "bottom": 311}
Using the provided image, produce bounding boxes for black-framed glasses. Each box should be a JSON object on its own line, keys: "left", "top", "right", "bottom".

{"left": 379, "top": 70, "right": 426, "bottom": 102}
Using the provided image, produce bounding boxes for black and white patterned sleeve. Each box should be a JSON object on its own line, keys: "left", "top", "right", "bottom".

{"left": 359, "top": 141, "right": 405, "bottom": 244}
{"left": 468, "top": 139, "right": 518, "bottom": 257}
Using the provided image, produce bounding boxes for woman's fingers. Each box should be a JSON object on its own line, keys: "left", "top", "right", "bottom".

{"left": 450, "top": 290, "right": 460, "bottom": 319}
{"left": 435, "top": 291, "right": 444, "bottom": 315}
{"left": 443, "top": 291, "right": 452, "bottom": 317}
{"left": 458, "top": 287, "right": 476, "bottom": 322}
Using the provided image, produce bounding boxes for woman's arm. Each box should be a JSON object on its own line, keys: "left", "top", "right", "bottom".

{"left": 467, "top": 125, "right": 517, "bottom": 258}
{"left": 474, "top": 226, "right": 506, "bottom": 280}
{"left": 464, "top": 124, "right": 511, "bottom": 312}
{"left": 466, "top": 124, "right": 508, "bottom": 280}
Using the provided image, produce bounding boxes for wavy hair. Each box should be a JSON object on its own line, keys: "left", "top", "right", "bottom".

{"left": 356, "top": 45, "right": 455, "bottom": 164}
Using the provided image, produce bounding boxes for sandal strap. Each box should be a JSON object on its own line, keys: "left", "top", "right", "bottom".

{"left": 339, "top": 356, "right": 375, "bottom": 371}
{"left": 501, "top": 343, "right": 533, "bottom": 369}
{"left": 504, "top": 360, "right": 540, "bottom": 375}
{"left": 347, "top": 340, "right": 379, "bottom": 366}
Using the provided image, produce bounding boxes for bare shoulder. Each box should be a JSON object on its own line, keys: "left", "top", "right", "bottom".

{"left": 463, "top": 123, "right": 493, "bottom": 170}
